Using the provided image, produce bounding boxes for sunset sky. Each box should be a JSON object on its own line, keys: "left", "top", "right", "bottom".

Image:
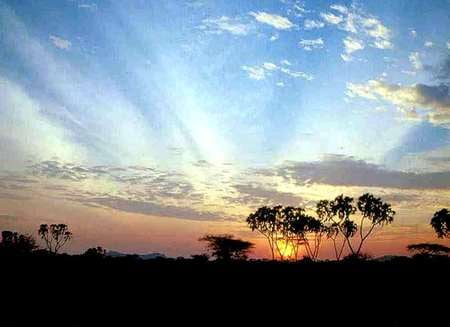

{"left": 1, "top": 0, "right": 449, "bottom": 258}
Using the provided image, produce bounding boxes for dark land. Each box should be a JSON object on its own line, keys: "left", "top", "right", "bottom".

{"left": 1, "top": 253, "right": 449, "bottom": 326}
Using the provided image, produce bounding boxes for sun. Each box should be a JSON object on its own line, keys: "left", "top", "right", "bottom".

{"left": 276, "top": 240, "right": 297, "bottom": 260}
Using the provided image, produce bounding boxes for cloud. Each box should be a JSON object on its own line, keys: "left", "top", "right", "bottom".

{"left": 241, "top": 65, "right": 266, "bottom": 80}
{"left": 242, "top": 63, "right": 313, "bottom": 81}
{"left": 75, "top": 196, "right": 224, "bottom": 221}
{"left": 78, "top": 3, "right": 97, "bottom": 11}
{"left": 249, "top": 11, "right": 295, "bottom": 30}
{"left": 341, "top": 36, "right": 364, "bottom": 61}
{"left": 320, "top": 12, "right": 343, "bottom": 25}
{"left": 409, "top": 52, "right": 423, "bottom": 70}
{"left": 424, "top": 41, "right": 433, "bottom": 48}
{"left": 280, "top": 59, "right": 291, "bottom": 66}
{"left": 263, "top": 62, "right": 278, "bottom": 71}
{"left": 280, "top": 67, "right": 313, "bottom": 80}
{"left": 410, "top": 29, "right": 417, "bottom": 38}
{"left": 274, "top": 155, "right": 450, "bottom": 189}
{"left": 199, "top": 16, "right": 251, "bottom": 35}
{"left": 433, "top": 57, "right": 450, "bottom": 81}
{"left": 346, "top": 80, "right": 450, "bottom": 126}
{"left": 299, "top": 38, "right": 324, "bottom": 51}
{"left": 304, "top": 19, "right": 324, "bottom": 30}
{"left": 224, "top": 183, "right": 305, "bottom": 208}
{"left": 321, "top": 4, "right": 392, "bottom": 59}
{"left": 49, "top": 35, "right": 71, "bottom": 50}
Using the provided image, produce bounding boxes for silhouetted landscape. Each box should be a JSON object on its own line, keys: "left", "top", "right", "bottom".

{"left": 2, "top": 194, "right": 449, "bottom": 326}
{"left": 1, "top": 0, "right": 450, "bottom": 326}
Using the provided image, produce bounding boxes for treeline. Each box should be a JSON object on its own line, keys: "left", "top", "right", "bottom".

{"left": 1, "top": 193, "right": 449, "bottom": 261}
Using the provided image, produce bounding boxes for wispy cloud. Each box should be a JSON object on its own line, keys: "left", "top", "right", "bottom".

{"left": 78, "top": 3, "right": 98, "bottom": 11}
{"left": 409, "top": 52, "right": 423, "bottom": 70}
{"left": 303, "top": 19, "right": 324, "bottom": 30}
{"left": 49, "top": 35, "right": 71, "bottom": 50}
{"left": 199, "top": 16, "right": 252, "bottom": 35}
{"left": 321, "top": 4, "right": 392, "bottom": 60}
{"left": 250, "top": 11, "right": 295, "bottom": 30}
{"left": 299, "top": 38, "right": 324, "bottom": 51}
{"left": 241, "top": 65, "right": 266, "bottom": 80}
{"left": 341, "top": 36, "right": 364, "bottom": 61}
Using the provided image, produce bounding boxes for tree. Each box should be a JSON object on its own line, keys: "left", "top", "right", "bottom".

{"left": 199, "top": 234, "right": 254, "bottom": 261}
{"left": 246, "top": 206, "right": 284, "bottom": 260}
{"left": 431, "top": 209, "right": 450, "bottom": 238}
{"left": 285, "top": 207, "right": 325, "bottom": 260}
{"left": 355, "top": 193, "right": 395, "bottom": 255}
{"left": 38, "top": 224, "right": 72, "bottom": 254}
{"left": 407, "top": 243, "right": 450, "bottom": 256}
{"left": 83, "top": 246, "right": 107, "bottom": 258}
{"left": 0, "top": 230, "right": 37, "bottom": 255}
{"left": 317, "top": 194, "right": 395, "bottom": 259}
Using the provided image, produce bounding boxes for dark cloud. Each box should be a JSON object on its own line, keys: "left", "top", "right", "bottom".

{"left": 74, "top": 196, "right": 227, "bottom": 221}
{"left": 271, "top": 155, "right": 450, "bottom": 189}
{"left": 225, "top": 183, "right": 305, "bottom": 208}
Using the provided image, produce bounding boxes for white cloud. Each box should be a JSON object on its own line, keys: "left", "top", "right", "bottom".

{"left": 280, "top": 59, "right": 291, "bottom": 66}
{"left": 200, "top": 16, "right": 251, "bottom": 35}
{"left": 424, "top": 41, "right": 433, "bottom": 48}
{"left": 49, "top": 35, "right": 71, "bottom": 50}
{"left": 320, "top": 12, "right": 343, "bottom": 25}
{"left": 330, "top": 4, "right": 349, "bottom": 14}
{"left": 304, "top": 19, "right": 324, "bottom": 30}
{"left": 341, "top": 36, "right": 364, "bottom": 61}
{"left": 263, "top": 62, "right": 278, "bottom": 71}
{"left": 78, "top": 3, "right": 97, "bottom": 11}
{"left": 346, "top": 80, "right": 450, "bottom": 126}
{"left": 410, "top": 29, "right": 417, "bottom": 38}
{"left": 409, "top": 52, "right": 423, "bottom": 70}
{"left": 322, "top": 5, "right": 393, "bottom": 56}
{"left": 276, "top": 82, "right": 285, "bottom": 87}
{"left": 280, "top": 67, "right": 313, "bottom": 80}
{"left": 270, "top": 34, "right": 279, "bottom": 41}
{"left": 250, "top": 11, "right": 295, "bottom": 30}
{"left": 447, "top": 41, "right": 450, "bottom": 50}
{"left": 299, "top": 38, "right": 324, "bottom": 51}
{"left": 241, "top": 65, "right": 266, "bottom": 80}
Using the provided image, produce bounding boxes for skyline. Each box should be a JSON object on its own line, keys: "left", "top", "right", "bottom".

{"left": 1, "top": 0, "right": 449, "bottom": 257}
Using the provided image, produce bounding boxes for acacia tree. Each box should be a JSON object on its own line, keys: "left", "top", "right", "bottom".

{"left": 355, "top": 193, "right": 395, "bottom": 255}
{"left": 407, "top": 243, "right": 450, "bottom": 256}
{"left": 317, "top": 200, "right": 347, "bottom": 261}
{"left": 199, "top": 234, "right": 254, "bottom": 261}
{"left": 38, "top": 224, "right": 72, "bottom": 254}
{"left": 246, "top": 206, "right": 284, "bottom": 260}
{"left": 431, "top": 209, "right": 450, "bottom": 238}
{"left": 318, "top": 194, "right": 395, "bottom": 259}
{"left": 285, "top": 208, "right": 325, "bottom": 260}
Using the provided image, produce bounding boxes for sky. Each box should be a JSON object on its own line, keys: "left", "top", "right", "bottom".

{"left": 0, "top": 0, "right": 449, "bottom": 258}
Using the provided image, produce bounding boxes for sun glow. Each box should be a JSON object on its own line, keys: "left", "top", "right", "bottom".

{"left": 276, "top": 240, "right": 298, "bottom": 260}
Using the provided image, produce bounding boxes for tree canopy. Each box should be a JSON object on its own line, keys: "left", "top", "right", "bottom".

{"left": 199, "top": 234, "right": 254, "bottom": 261}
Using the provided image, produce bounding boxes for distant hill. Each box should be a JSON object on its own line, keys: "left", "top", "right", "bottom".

{"left": 106, "top": 250, "right": 166, "bottom": 260}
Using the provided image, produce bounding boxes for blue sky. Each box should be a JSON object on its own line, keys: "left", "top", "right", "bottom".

{"left": 0, "top": 0, "right": 449, "bottom": 256}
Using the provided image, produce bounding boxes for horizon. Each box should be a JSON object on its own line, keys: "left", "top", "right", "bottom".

{"left": 1, "top": 0, "right": 449, "bottom": 259}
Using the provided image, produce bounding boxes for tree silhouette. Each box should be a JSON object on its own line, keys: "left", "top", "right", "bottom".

{"left": 83, "top": 246, "right": 107, "bottom": 258}
{"left": 284, "top": 207, "right": 325, "bottom": 260}
{"left": 317, "top": 200, "right": 347, "bottom": 260}
{"left": 246, "top": 206, "right": 283, "bottom": 260}
{"left": 431, "top": 209, "right": 450, "bottom": 238}
{"left": 199, "top": 234, "right": 254, "bottom": 261}
{"left": 407, "top": 243, "right": 450, "bottom": 256}
{"left": 38, "top": 224, "right": 72, "bottom": 254}
{"left": 0, "top": 230, "right": 37, "bottom": 255}
{"left": 355, "top": 193, "right": 395, "bottom": 255}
